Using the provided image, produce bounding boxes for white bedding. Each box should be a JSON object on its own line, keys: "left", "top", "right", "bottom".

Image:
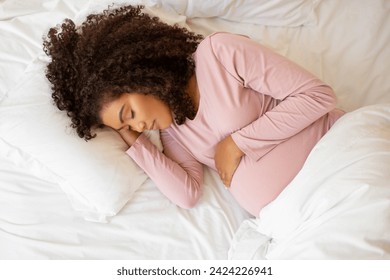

{"left": 229, "top": 104, "right": 390, "bottom": 259}
{"left": 1, "top": 0, "right": 389, "bottom": 260}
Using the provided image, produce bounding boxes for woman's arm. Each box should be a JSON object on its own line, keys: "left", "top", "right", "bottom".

{"left": 125, "top": 130, "right": 203, "bottom": 209}
{"left": 209, "top": 32, "right": 336, "bottom": 186}
{"left": 210, "top": 32, "right": 337, "bottom": 161}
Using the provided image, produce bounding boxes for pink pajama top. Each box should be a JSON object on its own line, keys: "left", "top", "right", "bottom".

{"left": 127, "top": 32, "right": 344, "bottom": 216}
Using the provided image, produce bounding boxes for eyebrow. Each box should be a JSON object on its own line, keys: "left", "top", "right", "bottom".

{"left": 119, "top": 104, "right": 125, "bottom": 124}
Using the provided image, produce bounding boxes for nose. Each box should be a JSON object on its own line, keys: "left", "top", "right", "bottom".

{"left": 133, "top": 121, "right": 146, "bottom": 133}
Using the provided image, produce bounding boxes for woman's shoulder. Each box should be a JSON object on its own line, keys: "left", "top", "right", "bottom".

{"left": 196, "top": 32, "right": 262, "bottom": 60}
{"left": 197, "top": 32, "right": 248, "bottom": 51}
{"left": 203, "top": 32, "right": 249, "bottom": 43}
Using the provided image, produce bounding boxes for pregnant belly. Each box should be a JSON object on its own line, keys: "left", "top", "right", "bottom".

{"left": 228, "top": 109, "right": 344, "bottom": 216}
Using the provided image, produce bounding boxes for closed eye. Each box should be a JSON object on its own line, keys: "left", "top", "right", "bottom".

{"left": 117, "top": 110, "right": 135, "bottom": 131}
{"left": 119, "top": 104, "right": 125, "bottom": 124}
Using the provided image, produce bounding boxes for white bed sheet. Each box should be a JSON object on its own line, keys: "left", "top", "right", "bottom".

{"left": 1, "top": 0, "right": 390, "bottom": 259}
{"left": 0, "top": 153, "right": 248, "bottom": 259}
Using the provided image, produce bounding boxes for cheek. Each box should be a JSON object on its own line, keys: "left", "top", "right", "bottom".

{"left": 158, "top": 105, "right": 173, "bottom": 127}
{"left": 163, "top": 105, "right": 173, "bottom": 120}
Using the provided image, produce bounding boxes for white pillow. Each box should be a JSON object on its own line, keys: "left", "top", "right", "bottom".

{"left": 147, "top": 0, "right": 320, "bottom": 27}
{"left": 76, "top": 0, "right": 189, "bottom": 27}
{"left": 0, "top": 0, "right": 90, "bottom": 102}
{"left": 0, "top": 56, "right": 162, "bottom": 223}
{"left": 81, "top": 0, "right": 319, "bottom": 27}
{"left": 230, "top": 104, "right": 390, "bottom": 259}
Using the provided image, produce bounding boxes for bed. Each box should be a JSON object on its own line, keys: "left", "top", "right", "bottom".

{"left": 0, "top": 0, "right": 389, "bottom": 260}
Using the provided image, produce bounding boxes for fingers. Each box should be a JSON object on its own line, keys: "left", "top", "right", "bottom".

{"left": 217, "top": 169, "right": 232, "bottom": 188}
{"left": 214, "top": 135, "right": 243, "bottom": 189}
{"left": 117, "top": 126, "right": 141, "bottom": 146}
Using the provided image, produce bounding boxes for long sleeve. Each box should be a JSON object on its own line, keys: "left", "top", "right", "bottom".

{"left": 126, "top": 132, "right": 203, "bottom": 209}
{"left": 208, "top": 33, "right": 337, "bottom": 161}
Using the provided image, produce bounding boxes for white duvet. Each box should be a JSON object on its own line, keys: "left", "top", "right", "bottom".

{"left": 229, "top": 104, "right": 390, "bottom": 259}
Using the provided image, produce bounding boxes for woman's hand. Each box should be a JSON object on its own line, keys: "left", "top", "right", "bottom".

{"left": 117, "top": 126, "right": 141, "bottom": 147}
{"left": 214, "top": 135, "right": 244, "bottom": 188}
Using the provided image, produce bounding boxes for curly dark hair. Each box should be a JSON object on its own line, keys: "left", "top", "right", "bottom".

{"left": 43, "top": 5, "right": 203, "bottom": 140}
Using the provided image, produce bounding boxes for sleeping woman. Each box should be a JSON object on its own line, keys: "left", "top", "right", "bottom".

{"left": 43, "top": 5, "right": 344, "bottom": 217}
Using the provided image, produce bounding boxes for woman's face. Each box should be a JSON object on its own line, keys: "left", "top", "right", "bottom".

{"left": 100, "top": 93, "right": 173, "bottom": 132}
